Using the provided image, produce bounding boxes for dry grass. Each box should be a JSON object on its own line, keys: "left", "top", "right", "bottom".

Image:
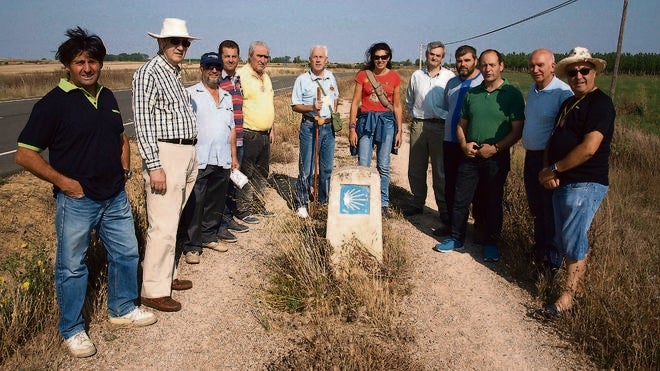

{"left": 0, "top": 62, "right": 307, "bottom": 100}
{"left": 263, "top": 195, "right": 417, "bottom": 369}
{"left": 0, "top": 138, "right": 148, "bottom": 366}
{"left": 501, "top": 123, "right": 659, "bottom": 368}
{"left": 265, "top": 83, "right": 418, "bottom": 367}
{"left": 1, "top": 67, "right": 657, "bottom": 368}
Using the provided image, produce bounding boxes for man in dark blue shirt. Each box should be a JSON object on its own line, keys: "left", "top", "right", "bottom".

{"left": 16, "top": 27, "right": 156, "bottom": 358}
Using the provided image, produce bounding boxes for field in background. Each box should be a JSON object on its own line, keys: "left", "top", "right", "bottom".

{"left": 0, "top": 61, "right": 314, "bottom": 100}
{"left": 0, "top": 65, "right": 657, "bottom": 368}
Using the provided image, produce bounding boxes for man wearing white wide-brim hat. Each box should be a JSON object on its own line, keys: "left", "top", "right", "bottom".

{"left": 132, "top": 18, "right": 199, "bottom": 312}
{"left": 536, "top": 46, "right": 615, "bottom": 319}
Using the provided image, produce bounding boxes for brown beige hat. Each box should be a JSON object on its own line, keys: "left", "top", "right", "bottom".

{"left": 556, "top": 46, "right": 606, "bottom": 78}
{"left": 148, "top": 18, "right": 199, "bottom": 40}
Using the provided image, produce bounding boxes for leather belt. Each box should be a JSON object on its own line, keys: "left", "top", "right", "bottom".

{"left": 244, "top": 128, "right": 270, "bottom": 135}
{"left": 303, "top": 116, "right": 332, "bottom": 124}
{"left": 159, "top": 138, "right": 197, "bottom": 145}
{"left": 420, "top": 118, "right": 445, "bottom": 123}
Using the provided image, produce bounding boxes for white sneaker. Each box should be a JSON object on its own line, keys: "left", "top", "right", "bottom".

{"left": 65, "top": 331, "right": 97, "bottom": 358}
{"left": 296, "top": 207, "right": 309, "bottom": 219}
{"left": 108, "top": 307, "right": 157, "bottom": 327}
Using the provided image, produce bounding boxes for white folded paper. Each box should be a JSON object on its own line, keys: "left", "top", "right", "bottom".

{"left": 230, "top": 169, "right": 248, "bottom": 189}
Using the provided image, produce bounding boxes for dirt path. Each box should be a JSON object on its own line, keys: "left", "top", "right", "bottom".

{"left": 59, "top": 102, "right": 588, "bottom": 369}
{"left": 389, "top": 135, "right": 586, "bottom": 368}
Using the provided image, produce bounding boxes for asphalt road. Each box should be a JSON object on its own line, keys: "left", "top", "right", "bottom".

{"left": 0, "top": 73, "right": 353, "bottom": 177}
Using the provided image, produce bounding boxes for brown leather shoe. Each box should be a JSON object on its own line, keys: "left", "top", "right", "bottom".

{"left": 171, "top": 279, "right": 193, "bottom": 291}
{"left": 140, "top": 296, "right": 181, "bottom": 312}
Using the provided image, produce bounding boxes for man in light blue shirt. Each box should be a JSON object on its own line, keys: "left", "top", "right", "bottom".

{"left": 523, "top": 48, "right": 573, "bottom": 274}
{"left": 403, "top": 41, "right": 455, "bottom": 220}
{"left": 291, "top": 45, "right": 339, "bottom": 218}
{"left": 180, "top": 52, "right": 239, "bottom": 264}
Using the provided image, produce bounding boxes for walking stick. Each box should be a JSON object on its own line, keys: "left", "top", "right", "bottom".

{"left": 310, "top": 86, "right": 323, "bottom": 218}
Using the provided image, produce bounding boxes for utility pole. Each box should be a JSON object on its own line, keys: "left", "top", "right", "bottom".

{"left": 419, "top": 43, "right": 424, "bottom": 70}
{"left": 609, "top": 0, "right": 628, "bottom": 101}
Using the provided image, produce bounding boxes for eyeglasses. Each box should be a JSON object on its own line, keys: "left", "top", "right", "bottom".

{"left": 203, "top": 64, "right": 222, "bottom": 71}
{"left": 169, "top": 38, "right": 191, "bottom": 48}
{"left": 566, "top": 67, "right": 592, "bottom": 77}
{"left": 374, "top": 55, "right": 389, "bottom": 61}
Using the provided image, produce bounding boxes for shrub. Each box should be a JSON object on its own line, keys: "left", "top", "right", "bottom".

{"left": 0, "top": 245, "right": 55, "bottom": 363}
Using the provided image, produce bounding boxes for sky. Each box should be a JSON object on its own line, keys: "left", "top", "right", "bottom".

{"left": 1, "top": 0, "right": 658, "bottom": 63}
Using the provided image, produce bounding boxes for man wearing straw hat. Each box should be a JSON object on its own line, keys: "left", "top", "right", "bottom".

{"left": 537, "top": 47, "right": 614, "bottom": 318}
{"left": 133, "top": 18, "right": 199, "bottom": 312}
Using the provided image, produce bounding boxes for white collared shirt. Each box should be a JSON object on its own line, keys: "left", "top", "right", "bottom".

{"left": 405, "top": 67, "right": 455, "bottom": 120}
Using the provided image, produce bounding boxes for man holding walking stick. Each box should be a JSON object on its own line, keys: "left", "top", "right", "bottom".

{"left": 291, "top": 45, "right": 339, "bottom": 218}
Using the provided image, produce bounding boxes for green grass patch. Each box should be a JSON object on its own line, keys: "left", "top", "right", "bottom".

{"left": 504, "top": 71, "right": 659, "bottom": 135}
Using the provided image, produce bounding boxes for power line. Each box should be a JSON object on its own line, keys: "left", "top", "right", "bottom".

{"left": 445, "top": 0, "right": 579, "bottom": 46}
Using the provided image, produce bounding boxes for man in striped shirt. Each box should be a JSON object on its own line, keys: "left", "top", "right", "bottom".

{"left": 132, "top": 18, "right": 198, "bottom": 312}
{"left": 216, "top": 40, "right": 253, "bottom": 241}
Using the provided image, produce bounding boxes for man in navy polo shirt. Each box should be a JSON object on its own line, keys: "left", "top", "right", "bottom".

{"left": 16, "top": 27, "right": 156, "bottom": 358}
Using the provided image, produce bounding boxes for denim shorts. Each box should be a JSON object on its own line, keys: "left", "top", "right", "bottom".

{"left": 552, "top": 182, "right": 608, "bottom": 260}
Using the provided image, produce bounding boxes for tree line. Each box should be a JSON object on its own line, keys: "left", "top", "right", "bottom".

{"left": 494, "top": 51, "right": 659, "bottom": 75}
{"left": 105, "top": 53, "right": 150, "bottom": 62}
{"left": 104, "top": 51, "right": 659, "bottom": 74}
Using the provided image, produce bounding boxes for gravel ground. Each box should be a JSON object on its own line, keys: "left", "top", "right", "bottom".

{"left": 48, "top": 100, "right": 590, "bottom": 369}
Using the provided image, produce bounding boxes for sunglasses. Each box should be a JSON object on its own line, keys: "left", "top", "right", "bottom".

{"left": 374, "top": 55, "right": 389, "bottom": 61}
{"left": 169, "top": 38, "right": 191, "bottom": 48}
{"left": 203, "top": 64, "right": 222, "bottom": 71}
{"left": 566, "top": 67, "right": 592, "bottom": 77}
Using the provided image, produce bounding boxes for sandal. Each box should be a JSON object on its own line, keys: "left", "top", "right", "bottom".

{"left": 534, "top": 303, "right": 574, "bottom": 321}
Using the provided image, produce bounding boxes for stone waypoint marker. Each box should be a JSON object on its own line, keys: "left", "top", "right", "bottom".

{"left": 326, "top": 166, "right": 383, "bottom": 264}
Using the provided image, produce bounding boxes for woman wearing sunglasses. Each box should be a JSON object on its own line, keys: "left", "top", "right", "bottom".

{"left": 537, "top": 47, "right": 615, "bottom": 319}
{"left": 348, "top": 42, "right": 403, "bottom": 218}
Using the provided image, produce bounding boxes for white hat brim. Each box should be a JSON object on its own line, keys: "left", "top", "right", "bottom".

{"left": 147, "top": 32, "right": 200, "bottom": 40}
{"left": 556, "top": 56, "right": 606, "bottom": 78}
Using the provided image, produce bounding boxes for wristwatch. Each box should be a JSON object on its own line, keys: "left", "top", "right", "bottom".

{"left": 124, "top": 169, "right": 132, "bottom": 179}
{"left": 550, "top": 163, "right": 559, "bottom": 174}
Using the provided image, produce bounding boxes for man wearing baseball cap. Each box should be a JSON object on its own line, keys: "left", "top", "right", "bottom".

{"left": 179, "top": 52, "right": 239, "bottom": 264}
{"left": 132, "top": 18, "right": 199, "bottom": 312}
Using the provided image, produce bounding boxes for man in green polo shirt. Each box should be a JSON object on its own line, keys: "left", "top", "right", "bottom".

{"left": 434, "top": 49, "right": 524, "bottom": 262}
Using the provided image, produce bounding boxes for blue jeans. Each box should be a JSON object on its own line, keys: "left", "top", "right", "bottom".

{"left": 358, "top": 119, "right": 395, "bottom": 207}
{"left": 552, "top": 182, "right": 607, "bottom": 261}
{"left": 524, "top": 151, "right": 562, "bottom": 267}
{"left": 295, "top": 118, "right": 335, "bottom": 208}
{"left": 450, "top": 152, "right": 510, "bottom": 244}
{"left": 55, "top": 189, "right": 139, "bottom": 339}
